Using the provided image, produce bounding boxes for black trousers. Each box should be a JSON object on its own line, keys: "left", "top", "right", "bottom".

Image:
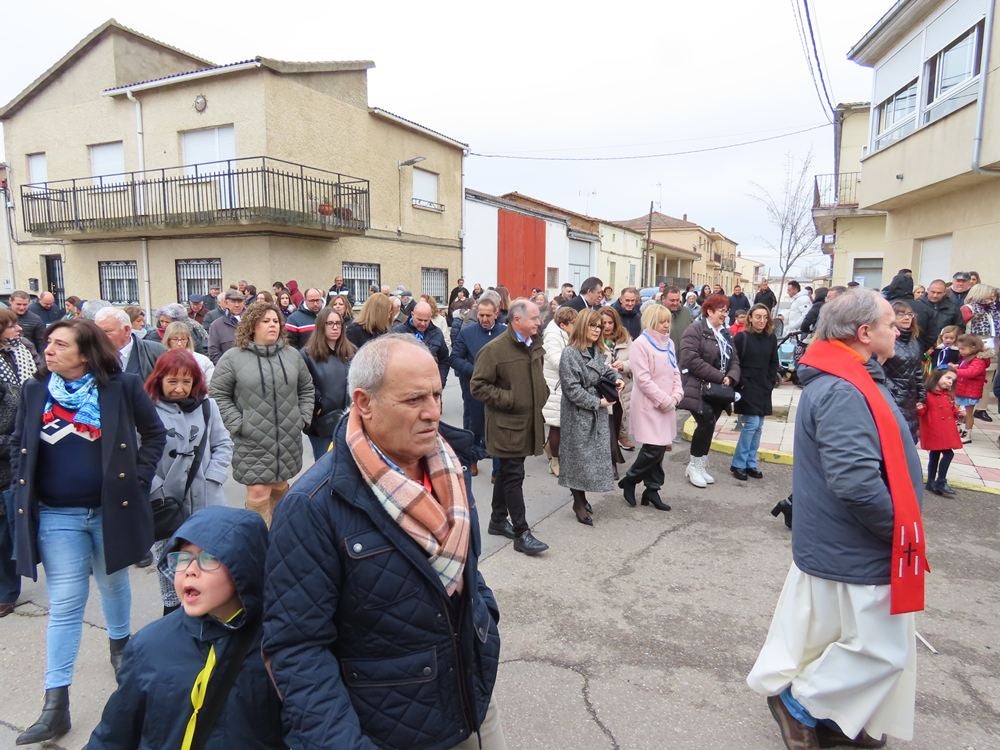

{"left": 625, "top": 444, "right": 666, "bottom": 490}
{"left": 690, "top": 405, "right": 722, "bottom": 457}
{"left": 492, "top": 457, "right": 529, "bottom": 535}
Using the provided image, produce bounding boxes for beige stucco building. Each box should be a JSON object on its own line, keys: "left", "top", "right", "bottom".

{"left": 614, "top": 212, "right": 739, "bottom": 290}
{"left": 823, "top": 0, "right": 1000, "bottom": 288}
{"left": 0, "top": 20, "right": 465, "bottom": 311}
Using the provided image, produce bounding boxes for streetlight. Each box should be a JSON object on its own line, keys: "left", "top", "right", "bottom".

{"left": 397, "top": 156, "right": 427, "bottom": 232}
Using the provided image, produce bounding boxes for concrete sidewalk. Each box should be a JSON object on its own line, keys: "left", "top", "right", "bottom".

{"left": 687, "top": 382, "right": 1000, "bottom": 494}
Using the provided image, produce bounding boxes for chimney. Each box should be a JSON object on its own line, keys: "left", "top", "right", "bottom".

{"left": 682, "top": 213, "right": 687, "bottom": 221}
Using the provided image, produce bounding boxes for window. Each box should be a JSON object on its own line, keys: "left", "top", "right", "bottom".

{"left": 26, "top": 152, "right": 47, "bottom": 185}
{"left": 343, "top": 262, "right": 380, "bottom": 303}
{"left": 629, "top": 264, "right": 637, "bottom": 286}
{"left": 918, "top": 235, "right": 952, "bottom": 286}
{"left": 89, "top": 142, "right": 124, "bottom": 185}
{"left": 175, "top": 258, "right": 222, "bottom": 303}
{"left": 181, "top": 126, "right": 235, "bottom": 172}
{"left": 99, "top": 260, "right": 139, "bottom": 305}
{"left": 546, "top": 267, "right": 559, "bottom": 289}
{"left": 421, "top": 267, "right": 448, "bottom": 304}
{"left": 851, "top": 258, "right": 884, "bottom": 290}
{"left": 568, "top": 239, "right": 591, "bottom": 289}
{"left": 925, "top": 23, "right": 984, "bottom": 124}
{"left": 873, "top": 79, "right": 918, "bottom": 151}
{"left": 412, "top": 169, "right": 442, "bottom": 211}
{"left": 608, "top": 261, "right": 617, "bottom": 288}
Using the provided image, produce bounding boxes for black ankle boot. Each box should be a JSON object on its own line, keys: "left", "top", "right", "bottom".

{"left": 110, "top": 635, "right": 130, "bottom": 677}
{"left": 16, "top": 687, "right": 71, "bottom": 745}
{"left": 618, "top": 476, "right": 638, "bottom": 507}
{"left": 641, "top": 488, "right": 671, "bottom": 511}
{"left": 770, "top": 496, "right": 793, "bottom": 529}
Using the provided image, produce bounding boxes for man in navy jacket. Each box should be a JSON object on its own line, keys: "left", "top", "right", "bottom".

{"left": 392, "top": 300, "right": 450, "bottom": 386}
{"left": 263, "top": 336, "right": 503, "bottom": 749}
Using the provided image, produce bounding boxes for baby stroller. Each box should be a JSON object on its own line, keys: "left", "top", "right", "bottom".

{"left": 776, "top": 330, "right": 809, "bottom": 385}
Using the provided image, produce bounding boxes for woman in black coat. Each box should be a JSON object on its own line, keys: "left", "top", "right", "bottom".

{"left": 301, "top": 306, "right": 355, "bottom": 460}
{"left": 11, "top": 319, "right": 166, "bottom": 745}
{"left": 798, "top": 286, "right": 828, "bottom": 336}
{"left": 731, "top": 304, "right": 779, "bottom": 480}
{"left": 883, "top": 301, "right": 925, "bottom": 443}
{"left": 678, "top": 294, "right": 741, "bottom": 489}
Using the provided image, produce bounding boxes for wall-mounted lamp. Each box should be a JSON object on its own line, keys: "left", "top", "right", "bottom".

{"left": 398, "top": 156, "right": 427, "bottom": 168}
{"left": 895, "top": 173, "right": 904, "bottom": 180}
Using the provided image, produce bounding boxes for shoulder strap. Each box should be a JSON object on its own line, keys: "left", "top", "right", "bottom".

{"left": 188, "top": 622, "right": 261, "bottom": 750}
{"left": 184, "top": 401, "right": 212, "bottom": 499}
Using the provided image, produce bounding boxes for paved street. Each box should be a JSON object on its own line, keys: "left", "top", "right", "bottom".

{"left": 1, "top": 379, "right": 998, "bottom": 748}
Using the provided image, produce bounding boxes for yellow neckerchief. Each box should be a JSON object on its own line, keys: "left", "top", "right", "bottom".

{"left": 180, "top": 608, "right": 244, "bottom": 750}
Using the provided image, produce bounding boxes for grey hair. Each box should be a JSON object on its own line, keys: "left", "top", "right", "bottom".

{"left": 94, "top": 306, "right": 130, "bottom": 328}
{"left": 81, "top": 299, "right": 113, "bottom": 320}
{"left": 814, "top": 289, "right": 885, "bottom": 342}
{"left": 157, "top": 303, "right": 188, "bottom": 322}
{"left": 348, "top": 333, "right": 431, "bottom": 396}
{"left": 478, "top": 290, "right": 501, "bottom": 309}
{"left": 508, "top": 298, "right": 531, "bottom": 322}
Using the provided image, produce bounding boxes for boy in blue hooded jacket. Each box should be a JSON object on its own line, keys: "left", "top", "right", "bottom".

{"left": 86, "top": 506, "right": 283, "bottom": 749}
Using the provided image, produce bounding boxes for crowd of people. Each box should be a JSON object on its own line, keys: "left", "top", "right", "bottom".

{"left": 0, "top": 264, "right": 989, "bottom": 748}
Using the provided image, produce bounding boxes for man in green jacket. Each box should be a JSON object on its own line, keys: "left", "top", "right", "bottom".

{"left": 471, "top": 299, "right": 550, "bottom": 556}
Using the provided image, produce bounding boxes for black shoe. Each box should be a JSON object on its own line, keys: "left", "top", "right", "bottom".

{"left": 513, "top": 532, "right": 548, "bottom": 556}
{"left": 925, "top": 481, "right": 943, "bottom": 496}
{"left": 16, "top": 687, "right": 71, "bottom": 745}
{"left": 618, "top": 477, "right": 637, "bottom": 507}
{"left": 771, "top": 497, "right": 793, "bottom": 529}
{"left": 974, "top": 409, "right": 993, "bottom": 422}
{"left": 815, "top": 721, "right": 886, "bottom": 748}
{"left": 487, "top": 520, "right": 516, "bottom": 539}
{"left": 641, "top": 488, "right": 670, "bottom": 511}
{"left": 730, "top": 466, "right": 748, "bottom": 481}
{"left": 937, "top": 481, "right": 957, "bottom": 496}
{"left": 135, "top": 551, "right": 154, "bottom": 568}
{"left": 110, "top": 635, "right": 130, "bottom": 677}
{"left": 746, "top": 467, "right": 764, "bottom": 479}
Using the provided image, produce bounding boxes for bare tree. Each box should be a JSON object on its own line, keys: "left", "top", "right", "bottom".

{"left": 751, "top": 152, "right": 822, "bottom": 307}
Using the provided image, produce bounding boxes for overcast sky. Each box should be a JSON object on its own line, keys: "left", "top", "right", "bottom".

{"left": 1, "top": 0, "right": 890, "bottom": 276}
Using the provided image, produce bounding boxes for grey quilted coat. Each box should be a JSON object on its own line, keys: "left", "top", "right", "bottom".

{"left": 210, "top": 343, "right": 314, "bottom": 485}
{"left": 557, "top": 346, "right": 619, "bottom": 492}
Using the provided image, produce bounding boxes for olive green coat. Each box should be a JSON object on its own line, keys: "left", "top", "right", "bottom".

{"left": 470, "top": 326, "right": 549, "bottom": 458}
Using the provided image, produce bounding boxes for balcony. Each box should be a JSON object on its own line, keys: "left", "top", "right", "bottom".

{"left": 720, "top": 257, "right": 736, "bottom": 272}
{"left": 812, "top": 171, "right": 884, "bottom": 235}
{"left": 706, "top": 252, "right": 722, "bottom": 269}
{"left": 19, "top": 156, "right": 370, "bottom": 240}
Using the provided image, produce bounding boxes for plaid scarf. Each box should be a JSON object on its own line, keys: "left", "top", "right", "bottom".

{"left": 346, "top": 408, "right": 470, "bottom": 595}
{"left": 44, "top": 372, "right": 102, "bottom": 438}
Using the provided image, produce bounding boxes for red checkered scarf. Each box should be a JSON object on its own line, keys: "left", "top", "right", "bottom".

{"left": 346, "top": 408, "right": 470, "bottom": 595}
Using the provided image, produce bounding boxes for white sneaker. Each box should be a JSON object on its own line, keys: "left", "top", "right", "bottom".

{"left": 686, "top": 460, "right": 707, "bottom": 488}
{"left": 699, "top": 456, "right": 716, "bottom": 484}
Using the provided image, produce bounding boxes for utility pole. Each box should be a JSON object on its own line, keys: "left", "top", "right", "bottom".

{"left": 643, "top": 201, "right": 654, "bottom": 287}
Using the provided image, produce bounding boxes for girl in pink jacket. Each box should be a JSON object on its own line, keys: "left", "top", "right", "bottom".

{"left": 950, "top": 334, "right": 989, "bottom": 443}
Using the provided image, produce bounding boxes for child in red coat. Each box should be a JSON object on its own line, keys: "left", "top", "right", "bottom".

{"left": 950, "top": 333, "right": 989, "bottom": 442}
{"left": 917, "top": 369, "right": 964, "bottom": 495}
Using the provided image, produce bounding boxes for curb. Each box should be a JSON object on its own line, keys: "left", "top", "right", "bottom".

{"left": 681, "top": 417, "right": 1000, "bottom": 495}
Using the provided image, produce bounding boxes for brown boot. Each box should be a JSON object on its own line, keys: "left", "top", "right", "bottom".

{"left": 815, "top": 723, "right": 886, "bottom": 748}
{"left": 767, "top": 695, "right": 820, "bottom": 749}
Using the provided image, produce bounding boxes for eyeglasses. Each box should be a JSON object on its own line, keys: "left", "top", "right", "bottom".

{"left": 325, "top": 321, "right": 343, "bottom": 327}
{"left": 165, "top": 550, "right": 223, "bottom": 574}
{"left": 167, "top": 336, "right": 190, "bottom": 343}
{"left": 895, "top": 312, "right": 915, "bottom": 319}
{"left": 589, "top": 324, "right": 602, "bottom": 330}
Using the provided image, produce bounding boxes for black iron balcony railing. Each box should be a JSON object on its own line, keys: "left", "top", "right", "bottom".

{"left": 20, "top": 156, "right": 370, "bottom": 237}
{"left": 813, "top": 172, "right": 860, "bottom": 209}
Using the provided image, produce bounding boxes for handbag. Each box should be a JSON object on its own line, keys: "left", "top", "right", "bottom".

{"left": 701, "top": 380, "right": 736, "bottom": 407}
{"left": 151, "top": 401, "right": 211, "bottom": 541}
{"left": 595, "top": 377, "right": 620, "bottom": 403}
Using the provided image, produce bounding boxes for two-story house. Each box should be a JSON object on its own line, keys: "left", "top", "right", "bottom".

{"left": 846, "top": 0, "right": 1000, "bottom": 286}
{"left": 614, "top": 211, "right": 736, "bottom": 290}
{"left": 811, "top": 102, "right": 889, "bottom": 288}
{"left": 0, "top": 19, "right": 465, "bottom": 312}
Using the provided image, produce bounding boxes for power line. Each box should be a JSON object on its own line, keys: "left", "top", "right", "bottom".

{"left": 790, "top": 0, "right": 833, "bottom": 123}
{"left": 801, "top": 0, "right": 836, "bottom": 115}
{"left": 468, "top": 123, "right": 830, "bottom": 162}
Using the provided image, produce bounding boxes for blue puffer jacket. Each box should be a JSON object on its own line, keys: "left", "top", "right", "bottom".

{"left": 86, "top": 507, "right": 284, "bottom": 750}
{"left": 263, "top": 421, "right": 499, "bottom": 750}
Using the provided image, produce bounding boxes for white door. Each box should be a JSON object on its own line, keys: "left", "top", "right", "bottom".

{"left": 181, "top": 126, "right": 236, "bottom": 209}
{"left": 918, "top": 234, "right": 953, "bottom": 287}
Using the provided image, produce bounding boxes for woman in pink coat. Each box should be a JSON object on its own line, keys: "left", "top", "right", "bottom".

{"left": 618, "top": 304, "right": 684, "bottom": 511}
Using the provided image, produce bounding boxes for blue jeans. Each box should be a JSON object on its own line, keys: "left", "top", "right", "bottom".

{"left": 732, "top": 415, "right": 763, "bottom": 470}
{"left": 309, "top": 435, "right": 332, "bottom": 462}
{"left": 38, "top": 505, "right": 131, "bottom": 689}
{"left": 0, "top": 488, "right": 19, "bottom": 604}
